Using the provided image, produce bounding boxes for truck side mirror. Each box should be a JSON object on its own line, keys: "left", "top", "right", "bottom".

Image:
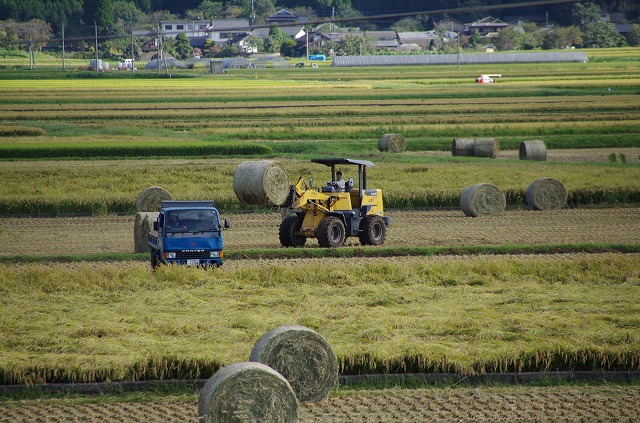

{"left": 223, "top": 218, "right": 230, "bottom": 229}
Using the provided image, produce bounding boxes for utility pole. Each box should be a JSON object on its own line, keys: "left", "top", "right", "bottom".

{"left": 456, "top": 32, "right": 460, "bottom": 70}
{"left": 250, "top": 0, "right": 256, "bottom": 26}
{"left": 130, "top": 20, "right": 135, "bottom": 74}
{"left": 61, "top": 22, "right": 65, "bottom": 70}
{"left": 157, "top": 22, "right": 161, "bottom": 77}
{"left": 29, "top": 31, "right": 34, "bottom": 69}
{"left": 94, "top": 21, "right": 99, "bottom": 71}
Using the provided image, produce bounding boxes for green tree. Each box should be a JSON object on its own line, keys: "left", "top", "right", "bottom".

{"left": 391, "top": 17, "right": 422, "bottom": 32}
{"left": 195, "top": 0, "right": 224, "bottom": 20}
{"left": 280, "top": 37, "right": 298, "bottom": 57}
{"left": 468, "top": 30, "right": 482, "bottom": 49}
{"left": 83, "top": 0, "right": 115, "bottom": 33}
{"left": 335, "top": 34, "right": 367, "bottom": 55}
{"left": 174, "top": 33, "right": 193, "bottom": 59}
{"left": 626, "top": 24, "right": 640, "bottom": 46}
{"left": 571, "top": 2, "right": 625, "bottom": 47}
{"left": 494, "top": 26, "right": 521, "bottom": 51}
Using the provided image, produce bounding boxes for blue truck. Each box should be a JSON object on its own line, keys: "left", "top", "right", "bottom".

{"left": 148, "top": 200, "right": 229, "bottom": 268}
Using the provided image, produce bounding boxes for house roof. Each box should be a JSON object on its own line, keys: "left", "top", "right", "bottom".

{"left": 469, "top": 16, "right": 510, "bottom": 28}
{"left": 266, "top": 9, "right": 298, "bottom": 23}
{"left": 249, "top": 26, "right": 307, "bottom": 39}
{"left": 206, "top": 19, "right": 250, "bottom": 32}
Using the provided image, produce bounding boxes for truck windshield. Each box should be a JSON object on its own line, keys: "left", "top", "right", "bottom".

{"left": 166, "top": 209, "right": 219, "bottom": 233}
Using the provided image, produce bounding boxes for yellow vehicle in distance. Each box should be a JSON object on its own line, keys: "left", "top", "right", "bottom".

{"left": 279, "top": 158, "right": 390, "bottom": 248}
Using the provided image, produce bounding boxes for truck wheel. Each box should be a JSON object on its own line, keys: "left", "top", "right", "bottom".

{"left": 359, "top": 215, "right": 386, "bottom": 246}
{"left": 317, "top": 216, "right": 345, "bottom": 248}
{"left": 150, "top": 250, "right": 159, "bottom": 269}
{"left": 279, "top": 216, "right": 306, "bottom": 248}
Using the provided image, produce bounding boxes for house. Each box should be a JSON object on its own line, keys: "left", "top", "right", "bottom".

{"left": 397, "top": 31, "right": 440, "bottom": 49}
{"left": 466, "top": 16, "right": 511, "bottom": 35}
{"left": 206, "top": 19, "right": 251, "bottom": 45}
{"left": 266, "top": 9, "right": 300, "bottom": 24}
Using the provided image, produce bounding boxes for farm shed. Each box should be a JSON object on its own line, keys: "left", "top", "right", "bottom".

{"left": 331, "top": 52, "right": 588, "bottom": 67}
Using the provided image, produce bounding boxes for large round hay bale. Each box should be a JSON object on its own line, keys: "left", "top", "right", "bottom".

{"left": 233, "top": 160, "right": 290, "bottom": 207}
{"left": 249, "top": 325, "right": 338, "bottom": 403}
{"left": 526, "top": 177, "right": 567, "bottom": 210}
{"left": 473, "top": 138, "right": 500, "bottom": 158}
{"left": 198, "top": 362, "right": 298, "bottom": 423}
{"left": 451, "top": 138, "right": 475, "bottom": 156}
{"left": 134, "top": 212, "right": 158, "bottom": 253}
{"left": 378, "top": 134, "right": 406, "bottom": 153}
{"left": 519, "top": 140, "right": 547, "bottom": 161}
{"left": 135, "top": 186, "right": 172, "bottom": 212}
{"left": 460, "top": 183, "right": 506, "bottom": 217}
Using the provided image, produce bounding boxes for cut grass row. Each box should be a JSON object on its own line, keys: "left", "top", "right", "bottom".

{"left": 0, "top": 253, "right": 638, "bottom": 384}
{"left": 0, "top": 159, "right": 638, "bottom": 214}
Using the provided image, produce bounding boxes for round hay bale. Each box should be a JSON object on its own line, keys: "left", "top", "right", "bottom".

{"left": 135, "top": 186, "right": 172, "bottom": 212}
{"left": 473, "top": 138, "right": 500, "bottom": 158}
{"left": 378, "top": 134, "right": 406, "bottom": 153}
{"left": 451, "top": 138, "right": 475, "bottom": 156}
{"left": 198, "top": 362, "right": 298, "bottom": 423}
{"left": 526, "top": 177, "right": 567, "bottom": 211}
{"left": 519, "top": 140, "right": 547, "bottom": 161}
{"left": 134, "top": 212, "right": 158, "bottom": 253}
{"left": 460, "top": 184, "right": 506, "bottom": 217}
{"left": 249, "top": 325, "right": 338, "bottom": 403}
{"left": 233, "top": 160, "right": 290, "bottom": 207}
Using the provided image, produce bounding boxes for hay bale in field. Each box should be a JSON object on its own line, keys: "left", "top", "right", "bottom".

{"left": 460, "top": 183, "right": 506, "bottom": 217}
{"left": 249, "top": 325, "right": 338, "bottom": 403}
{"left": 451, "top": 138, "right": 475, "bottom": 156}
{"left": 378, "top": 134, "right": 406, "bottom": 153}
{"left": 473, "top": 138, "right": 500, "bottom": 158}
{"left": 198, "top": 362, "right": 298, "bottom": 423}
{"left": 233, "top": 160, "right": 290, "bottom": 207}
{"left": 135, "top": 186, "right": 173, "bottom": 212}
{"left": 526, "top": 177, "right": 567, "bottom": 210}
{"left": 134, "top": 212, "right": 158, "bottom": 253}
{"left": 519, "top": 140, "right": 547, "bottom": 161}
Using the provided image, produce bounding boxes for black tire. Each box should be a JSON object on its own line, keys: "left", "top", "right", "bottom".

{"left": 359, "top": 215, "right": 386, "bottom": 246}
{"left": 279, "top": 215, "right": 306, "bottom": 248}
{"left": 317, "top": 216, "right": 346, "bottom": 248}
{"left": 150, "top": 250, "right": 159, "bottom": 269}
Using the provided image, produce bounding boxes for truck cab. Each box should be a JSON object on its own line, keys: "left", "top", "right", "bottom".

{"left": 148, "top": 200, "right": 229, "bottom": 268}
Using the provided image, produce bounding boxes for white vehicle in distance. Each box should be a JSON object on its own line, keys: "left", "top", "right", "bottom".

{"left": 475, "top": 74, "right": 502, "bottom": 83}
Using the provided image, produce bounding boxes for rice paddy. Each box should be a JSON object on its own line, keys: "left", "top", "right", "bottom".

{"left": 0, "top": 50, "right": 639, "bottom": 419}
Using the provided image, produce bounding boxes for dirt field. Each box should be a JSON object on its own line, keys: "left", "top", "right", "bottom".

{"left": 0, "top": 208, "right": 638, "bottom": 256}
{"left": 1, "top": 385, "right": 638, "bottom": 422}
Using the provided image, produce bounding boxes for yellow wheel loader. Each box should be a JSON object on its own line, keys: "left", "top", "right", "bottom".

{"left": 279, "top": 158, "right": 391, "bottom": 248}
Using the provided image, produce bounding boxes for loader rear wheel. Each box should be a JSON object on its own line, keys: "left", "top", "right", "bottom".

{"left": 317, "top": 216, "right": 345, "bottom": 248}
{"left": 279, "top": 216, "right": 306, "bottom": 248}
{"left": 359, "top": 215, "right": 386, "bottom": 246}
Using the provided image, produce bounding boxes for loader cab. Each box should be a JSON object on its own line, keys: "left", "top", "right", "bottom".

{"left": 312, "top": 158, "right": 373, "bottom": 210}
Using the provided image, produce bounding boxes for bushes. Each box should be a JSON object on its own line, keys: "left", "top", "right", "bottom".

{"left": 0, "top": 142, "right": 272, "bottom": 159}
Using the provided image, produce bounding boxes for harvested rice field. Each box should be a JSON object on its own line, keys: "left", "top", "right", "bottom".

{"left": 1, "top": 385, "right": 638, "bottom": 422}
{"left": 0, "top": 208, "right": 638, "bottom": 256}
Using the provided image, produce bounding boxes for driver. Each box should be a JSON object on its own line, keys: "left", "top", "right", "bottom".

{"left": 333, "top": 171, "right": 345, "bottom": 192}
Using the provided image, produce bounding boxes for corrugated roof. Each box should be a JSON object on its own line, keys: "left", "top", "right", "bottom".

{"left": 331, "top": 52, "right": 588, "bottom": 67}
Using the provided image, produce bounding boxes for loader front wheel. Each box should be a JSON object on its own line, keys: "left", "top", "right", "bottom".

{"left": 359, "top": 215, "right": 386, "bottom": 246}
{"left": 279, "top": 215, "right": 306, "bottom": 248}
{"left": 317, "top": 216, "right": 345, "bottom": 248}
